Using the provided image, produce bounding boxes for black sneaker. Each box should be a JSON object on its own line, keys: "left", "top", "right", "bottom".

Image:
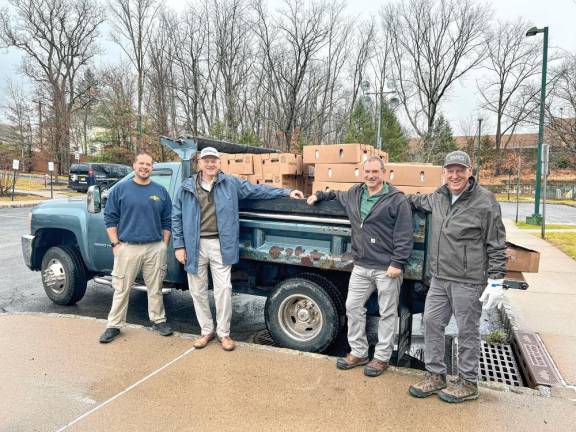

{"left": 99, "top": 328, "right": 120, "bottom": 344}
{"left": 152, "top": 322, "right": 173, "bottom": 336}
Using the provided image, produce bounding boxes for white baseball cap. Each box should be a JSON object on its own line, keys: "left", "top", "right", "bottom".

{"left": 199, "top": 147, "right": 220, "bottom": 159}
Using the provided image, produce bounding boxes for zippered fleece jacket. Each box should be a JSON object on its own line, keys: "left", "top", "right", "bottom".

{"left": 408, "top": 177, "right": 507, "bottom": 285}
{"left": 315, "top": 183, "right": 413, "bottom": 270}
{"left": 172, "top": 171, "right": 290, "bottom": 274}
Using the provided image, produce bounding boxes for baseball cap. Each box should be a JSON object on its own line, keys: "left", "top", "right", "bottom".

{"left": 443, "top": 150, "right": 471, "bottom": 168}
{"left": 199, "top": 147, "right": 220, "bottom": 159}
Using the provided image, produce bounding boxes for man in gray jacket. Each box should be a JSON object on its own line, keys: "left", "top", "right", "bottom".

{"left": 172, "top": 147, "right": 303, "bottom": 352}
{"left": 408, "top": 150, "right": 507, "bottom": 403}
{"left": 307, "top": 156, "right": 413, "bottom": 377}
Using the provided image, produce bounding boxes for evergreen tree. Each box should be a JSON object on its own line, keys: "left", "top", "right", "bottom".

{"left": 425, "top": 114, "right": 458, "bottom": 165}
{"left": 380, "top": 102, "right": 409, "bottom": 162}
{"left": 343, "top": 102, "right": 376, "bottom": 145}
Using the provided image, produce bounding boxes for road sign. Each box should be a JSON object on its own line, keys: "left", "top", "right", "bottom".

{"left": 48, "top": 162, "right": 54, "bottom": 172}
{"left": 12, "top": 159, "right": 20, "bottom": 170}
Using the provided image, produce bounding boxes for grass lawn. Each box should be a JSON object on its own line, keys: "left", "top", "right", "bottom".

{"left": 495, "top": 194, "right": 576, "bottom": 206}
{"left": 517, "top": 221, "right": 576, "bottom": 230}
{"left": 0, "top": 194, "right": 46, "bottom": 202}
{"left": 541, "top": 232, "right": 576, "bottom": 260}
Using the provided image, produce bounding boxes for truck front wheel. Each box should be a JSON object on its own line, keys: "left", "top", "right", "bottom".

{"left": 41, "top": 246, "right": 87, "bottom": 305}
{"left": 265, "top": 277, "right": 340, "bottom": 353}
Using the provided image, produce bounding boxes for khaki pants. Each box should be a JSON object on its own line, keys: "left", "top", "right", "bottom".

{"left": 107, "top": 241, "right": 168, "bottom": 328}
{"left": 346, "top": 265, "right": 402, "bottom": 362}
{"left": 187, "top": 238, "right": 232, "bottom": 338}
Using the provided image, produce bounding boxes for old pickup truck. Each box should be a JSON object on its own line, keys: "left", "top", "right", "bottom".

{"left": 21, "top": 136, "right": 527, "bottom": 362}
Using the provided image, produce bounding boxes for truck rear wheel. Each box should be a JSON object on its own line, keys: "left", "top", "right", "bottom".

{"left": 41, "top": 246, "right": 87, "bottom": 305}
{"left": 265, "top": 277, "right": 340, "bottom": 353}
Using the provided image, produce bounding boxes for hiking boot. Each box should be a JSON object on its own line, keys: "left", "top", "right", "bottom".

{"left": 193, "top": 333, "right": 215, "bottom": 349}
{"left": 336, "top": 353, "right": 369, "bottom": 370}
{"left": 438, "top": 376, "right": 479, "bottom": 403}
{"left": 99, "top": 328, "right": 120, "bottom": 344}
{"left": 152, "top": 322, "right": 173, "bottom": 336}
{"left": 218, "top": 336, "right": 236, "bottom": 351}
{"left": 364, "top": 359, "right": 389, "bottom": 377}
{"left": 409, "top": 372, "right": 447, "bottom": 398}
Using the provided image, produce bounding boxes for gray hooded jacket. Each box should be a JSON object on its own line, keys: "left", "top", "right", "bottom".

{"left": 408, "top": 177, "right": 507, "bottom": 285}
{"left": 315, "top": 183, "right": 413, "bottom": 270}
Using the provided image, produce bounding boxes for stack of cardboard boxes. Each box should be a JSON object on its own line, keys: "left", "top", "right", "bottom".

{"left": 219, "top": 152, "right": 303, "bottom": 190}
{"left": 216, "top": 143, "right": 443, "bottom": 195}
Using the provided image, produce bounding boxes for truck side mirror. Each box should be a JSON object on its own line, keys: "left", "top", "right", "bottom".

{"left": 87, "top": 185, "right": 102, "bottom": 213}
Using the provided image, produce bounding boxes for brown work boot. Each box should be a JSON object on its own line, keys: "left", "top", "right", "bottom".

{"left": 336, "top": 353, "right": 369, "bottom": 370}
{"left": 218, "top": 336, "right": 236, "bottom": 351}
{"left": 409, "top": 372, "right": 447, "bottom": 398}
{"left": 438, "top": 376, "right": 479, "bottom": 403}
{"left": 364, "top": 359, "right": 389, "bottom": 377}
{"left": 193, "top": 333, "right": 215, "bottom": 349}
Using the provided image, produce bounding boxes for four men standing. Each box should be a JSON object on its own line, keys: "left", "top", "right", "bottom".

{"left": 99, "top": 146, "right": 508, "bottom": 404}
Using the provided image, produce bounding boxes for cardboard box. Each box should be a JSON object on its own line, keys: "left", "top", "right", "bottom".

{"left": 252, "top": 154, "right": 263, "bottom": 175}
{"left": 255, "top": 153, "right": 303, "bottom": 175}
{"left": 314, "top": 163, "right": 364, "bottom": 182}
{"left": 227, "top": 154, "right": 253, "bottom": 175}
{"left": 312, "top": 181, "right": 359, "bottom": 193}
{"left": 385, "top": 163, "right": 443, "bottom": 187}
{"left": 255, "top": 174, "right": 300, "bottom": 190}
{"left": 506, "top": 242, "right": 540, "bottom": 273}
{"left": 247, "top": 174, "right": 260, "bottom": 184}
{"left": 395, "top": 185, "right": 438, "bottom": 195}
{"left": 218, "top": 153, "right": 230, "bottom": 173}
{"left": 376, "top": 150, "right": 389, "bottom": 163}
{"left": 303, "top": 144, "right": 374, "bottom": 164}
{"left": 230, "top": 173, "right": 250, "bottom": 181}
{"left": 302, "top": 176, "right": 314, "bottom": 196}
{"left": 303, "top": 164, "right": 315, "bottom": 177}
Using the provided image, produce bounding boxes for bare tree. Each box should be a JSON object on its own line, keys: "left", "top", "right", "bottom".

{"left": 384, "top": 0, "right": 491, "bottom": 144}
{"left": 478, "top": 19, "right": 542, "bottom": 152}
{"left": 4, "top": 81, "right": 34, "bottom": 172}
{"left": 254, "top": 0, "right": 330, "bottom": 151}
{"left": 346, "top": 21, "right": 375, "bottom": 124}
{"left": 546, "top": 54, "right": 576, "bottom": 154}
{"left": 108, "top": 0, "right": 162, "bottom": 149}
{"left": 1, "top": 0, "right": 104, "bottom": 174}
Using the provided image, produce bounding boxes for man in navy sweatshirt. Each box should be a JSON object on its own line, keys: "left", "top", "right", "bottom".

{"left": 99, "top": 153, "right": 173, "bottom": 343}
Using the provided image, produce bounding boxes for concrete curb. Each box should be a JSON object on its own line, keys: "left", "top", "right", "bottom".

{"left": 0, "top": 201, "right": 41, "bottom": 209}
{"left": 2, "top": 310, "right": 569, "bottom": 400}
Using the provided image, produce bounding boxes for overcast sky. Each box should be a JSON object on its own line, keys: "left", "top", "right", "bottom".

{"left": 0, "top": 0, "right": 574, "bottom": 136}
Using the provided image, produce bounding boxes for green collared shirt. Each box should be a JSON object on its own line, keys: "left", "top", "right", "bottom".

{"left": 359, "top": 183, "right": 389, "bottom": 221}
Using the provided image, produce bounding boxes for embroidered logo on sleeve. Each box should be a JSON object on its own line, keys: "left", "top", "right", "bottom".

{"left": 150, "top": 195, "right": 161, "bottom": 201}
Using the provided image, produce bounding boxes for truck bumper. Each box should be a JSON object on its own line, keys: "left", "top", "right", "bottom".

{"left": 21, "top": 235, "right": 35, "bottom": 270}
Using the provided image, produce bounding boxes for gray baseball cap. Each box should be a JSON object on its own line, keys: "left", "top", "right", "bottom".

{"left": 444, "top": 150, "right": 471, "bottom": 168}
{"left": 199, "top": 147, "right": 220, "bottom": 159}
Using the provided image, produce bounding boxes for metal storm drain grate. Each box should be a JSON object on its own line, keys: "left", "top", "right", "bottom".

{"left": 252, "top": 330, "right": 279, "bottom": 347}
{"left": 479, "top": 341, "right": 523, "bottom": 387}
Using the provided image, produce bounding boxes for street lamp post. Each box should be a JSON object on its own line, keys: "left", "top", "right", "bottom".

{"left": 476, "top": 118, "right": 483, "bottom": 181}
{"left": 361, "top": 81, "right": 398, "bottom": 151}
{"left": 525, "top": 26, "right": 549, "bottom": 225}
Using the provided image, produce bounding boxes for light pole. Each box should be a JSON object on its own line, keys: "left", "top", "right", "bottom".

{"left": 525, "top": 26, "right": 548, "bottom": 225}
{"left": 476, "top": 118, "right": 483, "bottom": 181}
{"left": 361, "top": 81, "right": 398, "bottom": 151}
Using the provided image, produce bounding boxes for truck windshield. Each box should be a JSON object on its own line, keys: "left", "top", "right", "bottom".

{"left": 150, "top": 169, "right": 173, "bottom": 190}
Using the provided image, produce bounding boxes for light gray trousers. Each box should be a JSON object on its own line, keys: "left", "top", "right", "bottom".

{"left": 424, "top": 276, "right": 483, "bottom": 382}
{"left": 187, "top": 238, "right": 233, "bottom": 338}
{"left": 346, "top": 265, "right": 402, "bottom": 362}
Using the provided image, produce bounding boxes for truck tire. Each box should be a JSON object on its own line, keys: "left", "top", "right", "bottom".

{"left": 41, "top": 246, "right": 87, "bottom": 305}
{"left": 297, "top": 272, "right": 346, "bottom": 326}
{"left": 265, "top": 277, "right": 340, "bottom": 353}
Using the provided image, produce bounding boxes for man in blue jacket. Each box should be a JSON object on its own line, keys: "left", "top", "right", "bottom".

{"left": 307, "top": 156, "right": 413, "bottom": 377}
{"left": 172, "top": 147, "right": 304, "bottom": 351}
{"left": 100, "top": 152, "right": 173, "bottom": 344}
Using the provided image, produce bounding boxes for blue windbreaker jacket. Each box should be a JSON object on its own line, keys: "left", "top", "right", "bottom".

{"left": 172, "top": 171, "right": 290, "bottom": 274}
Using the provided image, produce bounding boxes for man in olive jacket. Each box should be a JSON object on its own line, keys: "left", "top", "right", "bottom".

{"left": 307, "top": 156, "right": 413, "bottom": 377}
{"left": 408, "top": 150, "right": 507, "bottom": 403}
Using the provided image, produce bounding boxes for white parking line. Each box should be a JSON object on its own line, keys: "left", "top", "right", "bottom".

{"left": 0, "top": 214, "right": 28, "bottom": 219}
{"left": 56, "top": 345, "right": 196, "bottom": 431}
